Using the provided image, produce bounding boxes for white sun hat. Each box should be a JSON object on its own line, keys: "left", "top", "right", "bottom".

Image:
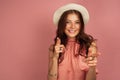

{"left": 53, "top": 3, "right": 89, "bottom": 26}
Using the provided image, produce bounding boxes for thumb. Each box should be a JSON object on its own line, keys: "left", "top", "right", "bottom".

{"left": 56, "top": 37, "right": 61, "bottom": 45}
{"left": 88, "top": 43, "right": 97, "bottom": 56}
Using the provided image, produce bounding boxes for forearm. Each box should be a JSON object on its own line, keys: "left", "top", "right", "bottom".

{"left": 86, "top": 66, "right": 96, "bottom": 80}
{"left": 48, "top": 57, "right": 58, "bottom": 80}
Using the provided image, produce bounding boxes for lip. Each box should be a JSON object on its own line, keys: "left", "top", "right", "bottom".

{"left": 68, "top": 30, "right": 76, "bottom": 33}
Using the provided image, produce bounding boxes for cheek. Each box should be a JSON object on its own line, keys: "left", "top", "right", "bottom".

{"left": 64, "top": 26, "right": 69, "bottom": 32}
{"left": 64, "top": 29, "right": 68, "bottom": 34}
{"left": 65, "top": 25, "right": 70, "bottom": 29}
{"left": 77, "top": 26, "right": 81, "bottom": 32}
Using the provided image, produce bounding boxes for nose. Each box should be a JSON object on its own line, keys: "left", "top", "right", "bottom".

{"left": 70, "top": 23, "right": 75, "bottom": 29}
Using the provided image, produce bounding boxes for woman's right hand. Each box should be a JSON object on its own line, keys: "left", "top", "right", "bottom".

{"left": 53, "top": 37, "right": 65, "bottom": 59}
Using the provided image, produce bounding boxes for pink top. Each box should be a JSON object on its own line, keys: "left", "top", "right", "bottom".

{"left": 58, "top": 40, "right": 95, "bottom": 80}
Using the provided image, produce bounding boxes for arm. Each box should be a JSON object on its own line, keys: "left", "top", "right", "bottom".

{"left": 48, "top": 38, "right": 65, "bottom": 80}
{"left": 85, "top": 66, "right": 96, "bottom": 80}
{"left": 48, "top": 45, "right": 59, "bottom": 80}
{"left": 85, "top": 42, "right": 98, "bottom": 80}
{"left": 85, "top": 57, "right": 97, "bottom": 80}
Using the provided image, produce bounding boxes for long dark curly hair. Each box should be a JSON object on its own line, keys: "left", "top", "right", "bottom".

{"left": 54, "top": 10, "right": 95, "bottom": 62}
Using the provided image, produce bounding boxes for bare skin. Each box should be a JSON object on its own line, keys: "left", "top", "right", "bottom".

{"left": 48, "top": 38, "right": 98, "bottom": 80}
{"left": 48, "top": 13, "right": 98, "bottom": 80}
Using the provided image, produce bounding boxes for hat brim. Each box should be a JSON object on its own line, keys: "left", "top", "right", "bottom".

{"left": 53, "top": 3, "right": 89, "bottom": 26}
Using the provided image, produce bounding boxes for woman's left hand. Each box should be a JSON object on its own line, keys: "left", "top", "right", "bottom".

{"left": 86, "top": 56, "right": 97, "bottom": 67}
{"left": 86, "top": 41, "right": 98, "bottom": 67}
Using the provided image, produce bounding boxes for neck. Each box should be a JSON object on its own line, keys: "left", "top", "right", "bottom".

{"left": 68, "top": 38, "right": 76, "bottom": 42}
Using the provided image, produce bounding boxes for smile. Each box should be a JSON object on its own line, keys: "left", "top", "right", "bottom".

{"left": 68, "top": 30, "right": 76, "bottom": 33}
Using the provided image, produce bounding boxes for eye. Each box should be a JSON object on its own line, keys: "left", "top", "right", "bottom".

{"left": 75, "top": 21, "right": 80, "bottom": 24}
{"left": 66, "top": 21, "right": 71, "bottom": 24}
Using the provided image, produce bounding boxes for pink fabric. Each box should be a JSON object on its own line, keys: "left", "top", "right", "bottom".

{"left": 58, "top": 40, "right": 89, "bottom": 80}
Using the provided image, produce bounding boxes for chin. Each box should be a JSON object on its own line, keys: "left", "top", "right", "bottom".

{"left": 68, "top": 35, "right": 77, "bottom": 38}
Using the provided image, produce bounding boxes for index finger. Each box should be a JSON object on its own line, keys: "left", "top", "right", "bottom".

{"left": 56, "top": 37, "right": 61, "bottom": 45}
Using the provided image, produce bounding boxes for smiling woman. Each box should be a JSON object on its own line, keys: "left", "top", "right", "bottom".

{"left": 48, "top": 3, "right": 100, "bottom": 80}
{"left": 65, "top": 13, "right": 81, "bottom": 39}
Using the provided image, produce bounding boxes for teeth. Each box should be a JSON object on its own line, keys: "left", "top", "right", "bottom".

{"left": 69, "top": 30, "right": 75, "bottom": 33}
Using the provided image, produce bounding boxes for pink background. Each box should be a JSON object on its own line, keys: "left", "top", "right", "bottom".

{"left": 0, "top": 0, "right": 120, "bottom": 80}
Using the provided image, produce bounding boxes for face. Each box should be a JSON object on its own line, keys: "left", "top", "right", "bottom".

{"left": 65, "top": 13, "right": 81, "bottom": 39}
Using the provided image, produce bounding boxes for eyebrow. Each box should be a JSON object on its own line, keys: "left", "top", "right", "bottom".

{"left": 66, "top": 19, "right": 80, "bottom": 22}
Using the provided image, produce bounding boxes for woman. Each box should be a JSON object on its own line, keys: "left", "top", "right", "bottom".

{"left": 48, "top": 3, "right": 99, "bottom": 80}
